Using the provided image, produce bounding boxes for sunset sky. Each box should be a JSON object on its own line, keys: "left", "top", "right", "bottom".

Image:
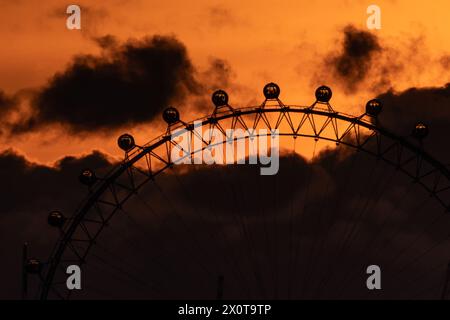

{"left": 2, "top": 1, "right": 450, "bottom": 299}
{"left": 1, "top": 0, "right": 450, "bottom": 164}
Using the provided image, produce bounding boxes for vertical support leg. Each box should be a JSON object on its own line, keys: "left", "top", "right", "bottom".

{"left": 21, "top": 242, "right": 28, "bottom": 300}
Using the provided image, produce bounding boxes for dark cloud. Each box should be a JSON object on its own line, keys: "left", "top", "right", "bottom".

{"left": 0, "top": 90, "right": 17, "bottom": 118}
{"left": 94, "top": 34, "right": 118, "bottom": 50}
{"left": 0, "top": 90, "right": 19, "bottom": 135}
{"left": 12, "top": 35, "right": 201, "bottom": 134}
{"left": 0, "top": 149, "right": 113, "bottom": 213}
{"left": 0, "top": 149, "right": 114, "bottom": 299}
{"left": 0, "top": 35, "right": 242, "bottom": 137}
{"left": 4, "top": 81, "right": 450, "bottom": 299}
{"left": 324, "top": 25, "right": 381, "bottom": 93}
{"left": 315, "top": 26, "right": 450, "bottom": 95}
{"left": 201, "top": 58, "right": 233, "bottom": 90}
{"left": 2, "top": 132, "right": 450, "bottom": 299}
{"left": 58, "top": 147, "right": 450, "bottom": 299}
{"left": 377, "top": 83, "right": 450, "bottom": 162}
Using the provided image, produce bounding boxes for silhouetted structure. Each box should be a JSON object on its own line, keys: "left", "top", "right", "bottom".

{"left": 26, "top": 83, "right": 450, "bottom": 300}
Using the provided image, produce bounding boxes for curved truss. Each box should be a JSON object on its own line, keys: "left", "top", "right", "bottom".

{"left": 39, "top": 102, "right": 450, "bottom": 299}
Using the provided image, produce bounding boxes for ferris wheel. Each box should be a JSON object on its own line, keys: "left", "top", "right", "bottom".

{"left": 23, "top": 83, "right": 450, "bottom": 300}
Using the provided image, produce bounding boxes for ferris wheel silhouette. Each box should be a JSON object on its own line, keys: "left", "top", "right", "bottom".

{"left": 23, "top": 83, "right": 450, "bottom": 300}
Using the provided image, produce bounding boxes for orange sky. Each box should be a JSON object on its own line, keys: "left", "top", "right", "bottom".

{"left": 1, "top": 0, "right": 449, "bottom": 164}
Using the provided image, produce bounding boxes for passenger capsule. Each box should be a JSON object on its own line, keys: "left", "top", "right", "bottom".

{"left": 79, "top": 168, "right": 97, "bottom": 186}
{"left": 366, "top": 99, "right": 383, "bottom": 116}
{"left": 412, "top": 122, "right": 429, "bottom": 139}
{"left": 25, "top": 258, "right": 42, "bottom": 274}
{"left": 48, "top": 211, "right": 65, "bottom": 228}
{"left": 263, "top": 82, "right": 280, "bottom": 99}
{"left": 162, "top": 107, "right": 180, "bottom": 124}
{"left": 315, "top": 85, "right": 332, "bottom": 103}
{"left": 212, "top": 90, "right": 229, "bottom": 107}
{"left": 118, "top": 134, "right": 135, "bottom": 152}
